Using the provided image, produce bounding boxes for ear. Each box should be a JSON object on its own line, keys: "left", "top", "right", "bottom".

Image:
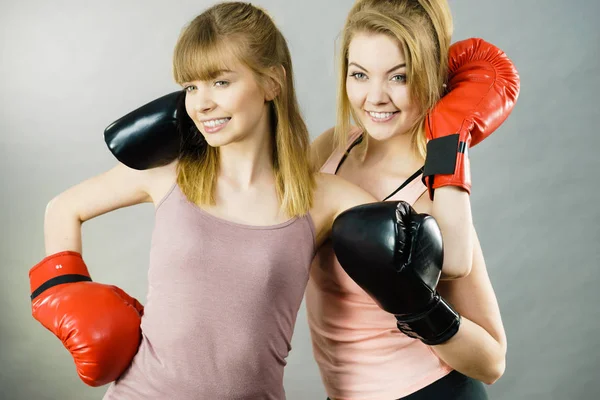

{"left": 264, "top": 65, "right": 285, "bottom": 102}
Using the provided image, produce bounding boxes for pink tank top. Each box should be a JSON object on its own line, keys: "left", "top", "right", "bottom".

{"left": 104, "top": 183, "right": 316, "bottom": 400}
{"left": 305, "top": 128, "right": 452, "bottom": 400}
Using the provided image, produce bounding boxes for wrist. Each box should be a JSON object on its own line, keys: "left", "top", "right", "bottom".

{"left": 423, "top": 134, "right": 472, "bottom": 198}
{"left": 395, "top": 294, "right": 461, "bottom": 345}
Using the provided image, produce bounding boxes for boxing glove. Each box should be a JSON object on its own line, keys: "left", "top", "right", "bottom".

{"left": 422, "top": 38, "right": 520, "bottom": 198}
{"left": 331, "top": 201, "right": 460, "bottom": 345}
{"left": 104, "top": 90, "right": 185, "bottom": 170}
{"left": 29, "top": 251, "right": 144, "bottom": 386}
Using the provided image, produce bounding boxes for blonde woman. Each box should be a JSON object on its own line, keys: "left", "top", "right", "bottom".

{"left": 307, "top": 0, "right": 520, "bottom": 399}
{"left": 29, "top": 3, "right": 378, "bottom": 399}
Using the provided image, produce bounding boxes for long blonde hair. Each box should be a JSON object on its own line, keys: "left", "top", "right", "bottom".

{"left": 335, "top": 0, "right": 453, "bottom": 159}
{"left": 172, "top": 2, "right": 314, "bottom": 217}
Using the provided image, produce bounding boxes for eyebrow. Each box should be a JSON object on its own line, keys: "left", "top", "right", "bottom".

{"left": 348, "top": 62, "right": 406, "bottom": 74}
{"left": 209, "top": 69, "right": 236, "bottom": 77}
{"left": 181, "top": 69, "right": 237, "bottom": 85}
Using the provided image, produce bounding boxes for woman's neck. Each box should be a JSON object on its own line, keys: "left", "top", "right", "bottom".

{"left": 217, "top": 130, "right": 275, "bottom": 190}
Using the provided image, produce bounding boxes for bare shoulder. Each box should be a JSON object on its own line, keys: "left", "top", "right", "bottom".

{"left": 309, "top": 127, "right": 336, "bottom": 171}
{"left": 142, "top": 160, "right": 178, "bottom": 204}
{"left": 107, "top": 159, "right": 177, "bottom": 206}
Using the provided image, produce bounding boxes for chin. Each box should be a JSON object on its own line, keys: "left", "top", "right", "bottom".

{"left": 363, "top": 121, "right": 414, "bottom": 142}
{"left": 365, "top": 127, "right": 397, "bottom": 142}
{"left": 202, "top": 134, "right": 231, "bottom": 148}
{"left": 202, "top": 125, "right": 242, "bottom": 146}
{"left": 359, "top": 121, "right": 396, "bottom": 141}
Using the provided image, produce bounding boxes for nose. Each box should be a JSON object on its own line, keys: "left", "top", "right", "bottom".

{"left": 186, "top": 86, "right": 216, "bottom": 115}
{"left": 365, "top": 81, "right": 389, "bottom": 106}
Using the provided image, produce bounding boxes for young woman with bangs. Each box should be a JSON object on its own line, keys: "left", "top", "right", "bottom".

{"left": 30, "top": 3, "right": 377, "bottom": 399}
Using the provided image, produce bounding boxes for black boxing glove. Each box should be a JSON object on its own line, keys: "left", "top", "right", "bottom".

{"left": 104, "top": 91, "right": 185, "bottom": 170}
{"left": 331, "top": 201, "right": 460, "bottom": 345}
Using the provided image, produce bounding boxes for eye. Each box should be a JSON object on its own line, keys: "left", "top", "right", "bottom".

{"left": 214, "top": 80, "right": 230, "bottom": 87}
{"left": 349, "top": 72, "right": 367, "bottom": 81}
{"left": 391, "top": 74, "right": 407, "bottom": 83}
{"left": 183, "top": 85, "right": 196, "bottom": 92}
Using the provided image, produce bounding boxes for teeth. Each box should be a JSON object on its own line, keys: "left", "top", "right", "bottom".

{"left": 368, "top": 111, "right": 395, "bottom": 120}
{"left": 203, "top": 118, "right": 230, "bottom": 128}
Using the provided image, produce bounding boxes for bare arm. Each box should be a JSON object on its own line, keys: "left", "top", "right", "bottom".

{"left": 414, "top": 187, "right": 473, "bottom": 279}
{"left": 44, "top": 162, "right": 175, "bottom": 255}
{"left": 320, "top": 168, "right": 504, "bottom": 383}
{"left": 320, "top": 175, "right": 505, "bottom": 384}
{"left": 429, "top": 228, "right": 507, "bottom": 384}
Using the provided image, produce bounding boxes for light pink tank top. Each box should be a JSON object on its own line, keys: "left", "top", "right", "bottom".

{"left": 104, "top": 183, "right": 316, "bottom": 400}
{"left": 305, "top": 128, "right": 452, "bottom": 400}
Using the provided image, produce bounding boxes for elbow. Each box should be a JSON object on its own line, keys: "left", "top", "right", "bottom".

{"left": 44, "top": 196, "right": 62, "bottom": 221}
{"left": 45, "top": 193, "right": 83, "bottom": 225}
{"left": 45, "top": 195, "right": 68, "bottom": 219}
{"left": 482, "top": 341, "right": 507, "bottom": 385}
{"left": 482, "top": 358, "right": 506, "bottom": 385}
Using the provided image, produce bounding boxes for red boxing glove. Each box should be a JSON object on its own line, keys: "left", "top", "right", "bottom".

{"left": 422, "top": 38, "right": 520, "bottom": 198}
{"left": 29, "top": 251, "right": 144, "bottom": 386}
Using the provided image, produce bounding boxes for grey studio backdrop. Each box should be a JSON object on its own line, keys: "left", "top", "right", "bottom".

{"left": 1, "top": 0, "right": 598, "bottom": 399}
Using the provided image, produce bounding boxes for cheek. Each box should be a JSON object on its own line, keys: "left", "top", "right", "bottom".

{"left": 345, "top": 80, "right": 365, "bottom": 109}
{"left": 223, "top": 88, "right": 267, "bottom": 131}
{"left": 227, "top": 87, "right": 262, "bottom": 114}
{"left": 184, "top": 96, "right": 194, "bottom": 117}
{"left": 389, "top": 86, "right": 413, "bottom": 111}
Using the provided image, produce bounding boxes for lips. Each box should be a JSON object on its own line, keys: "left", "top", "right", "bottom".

{"left": 201, "top": 117, "right": 231, "bottom": 133}
{"left": 365, "top": 110, "right": 398, "bottom": 123}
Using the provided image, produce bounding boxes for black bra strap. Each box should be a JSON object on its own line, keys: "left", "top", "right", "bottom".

{"left": 334, "top": 134, "right": 364, "bottom": 174}
{"left": 334, "top": 133, "right": 424, "bottom": 202}
{"left": 383, "top": 166, "right": 424, "bottom": 201}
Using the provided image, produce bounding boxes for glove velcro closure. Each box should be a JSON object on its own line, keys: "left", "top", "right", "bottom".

{"left": 423, "top": 134, "right": 463, "bottom": 178}
{"left": 29, "top": 251, "right": 92, "bottom": 301}
{"left": 395, "top": 294, "right": 461, "bottom": 345}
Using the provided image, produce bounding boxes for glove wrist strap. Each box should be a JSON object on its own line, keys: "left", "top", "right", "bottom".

{"left": 29, "top": 251, "right": 92, "bottom": 300}
{"left": 395, "top": 294, "right": 461, "bottom": 345}
{"left": 423, "top": 134, "right": 462, "bottom": 177}
{"left": 422, "top": 134, "right": 472, "bottom": 198}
